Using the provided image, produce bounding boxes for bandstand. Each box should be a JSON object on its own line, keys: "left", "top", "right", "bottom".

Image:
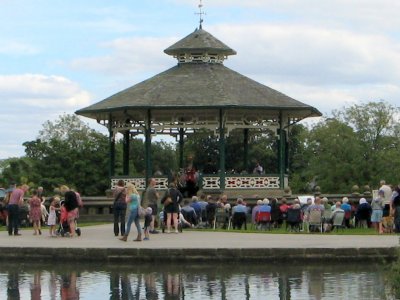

{"left": 76, "top": 25, "right": 321, "bottom": 196}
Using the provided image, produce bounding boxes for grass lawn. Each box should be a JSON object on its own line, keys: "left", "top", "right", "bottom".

{"left": 191, "top": 225, "right": 381, "bottom": 235}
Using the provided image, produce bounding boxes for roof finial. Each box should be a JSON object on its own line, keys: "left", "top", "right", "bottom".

{"left": 195, "top": 0, "right": 206, "bottom": 29}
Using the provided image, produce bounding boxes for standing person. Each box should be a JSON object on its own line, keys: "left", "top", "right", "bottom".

{"left": 37, "top": 186, "right": 48, "bottom": 225}
{"left": 143, "top": 207, "right": 153, "bottom": 241}
{"left": 7, "top": 184, "right": 29, "bottom": 236}
{"left": 47, "top": 197, "right": 60, "bottom": 237}
{"left": 371, "top": 190, "right": 384, "bottom": 234}
{"left": 161, "top": 182, "right": 183, "bottom": 234}
{"left": 253, "top": 162, "right": 264, "bottom": 174}
{"left": 391, "top": 185, "right": 400, "bottom": 232}
{"left": 143, "top": 178, "right": 159, "bottom": 234}
{"left": 60, "top": 186, "right": 79, "bottom": 237}
{"left": 379, "top": 180, "right": 392, "bottom": 217}
{"left": 29, "top": 190, "right": 42, "bottom": 235}
{"left": 184, "top": 155, "right": 198, "bottom": 197}
{"left": 112, "top": 180, "right": 127, "bottom": 237}
{"left": 120, "top": 183, "right": 142, "bottom": 242}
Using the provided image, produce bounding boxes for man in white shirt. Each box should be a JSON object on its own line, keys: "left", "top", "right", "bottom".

{"left": 379, "top": 180, "right": 392, "bottom": 217}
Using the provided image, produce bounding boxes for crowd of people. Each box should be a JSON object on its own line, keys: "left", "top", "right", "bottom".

{"left": 0, "top": 184, "right": 82, "bottom": 237}
{"left": 1, "top": 179, "right": 400, "bottom": 240}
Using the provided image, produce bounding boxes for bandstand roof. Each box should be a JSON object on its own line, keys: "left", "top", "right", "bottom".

{"left": 76, "top": 28, "right": 321, "bottom": 124}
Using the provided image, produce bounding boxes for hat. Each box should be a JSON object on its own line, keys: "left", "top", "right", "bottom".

{"left": 359, "top": 198, "right": 367, "bottom": 204}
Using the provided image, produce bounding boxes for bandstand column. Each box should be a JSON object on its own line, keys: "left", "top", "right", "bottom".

{"left": 108, "top": 116, "right": 115, "bottom": 178}
{"left": 278, "top": 111, "right": 286, "bottom": 189}
{"left": 179, "top": 128, "right": 184, "bottom": 169}
{"left": 123, "top": 130, "right": 130, "bottom": 175}
{"left": 219, "top": 109, "right": 226, "bottom": 190}
{"left": 243, "top": 128, "right": 249, "bottom": 173}
{"left": 144, "top": 109, "right": 152, "bottom": 187}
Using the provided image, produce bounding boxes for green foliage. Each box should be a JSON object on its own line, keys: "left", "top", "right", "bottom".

{"left": 290, "top": 101, "right": 400, "bottom": 193}
{"left": 183, "top": 129, "right": 276, "bottom": 174}
{"left": 2, "top": 114, "right": 110, "bottom": 195}
{"left": 1, "top": 101, "right": 399, "bottom": 196}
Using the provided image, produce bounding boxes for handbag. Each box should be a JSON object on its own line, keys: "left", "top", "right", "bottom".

{"left": 162, "top": 189, "right": 173, "bottom": 206}
{"left": 163, "top": 197, "right": 172, "bottom": 206}
{"left": 138, "top": 206, "right": 146, "bottom": 217}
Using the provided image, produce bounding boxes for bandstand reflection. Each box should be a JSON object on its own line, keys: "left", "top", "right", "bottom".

{"left": 0, "top": 262, "right": 391, "bottom": 299}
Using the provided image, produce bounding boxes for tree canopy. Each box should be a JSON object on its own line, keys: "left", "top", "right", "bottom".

{"left": 0, "top": 101, "right": 399, "bottom": 195}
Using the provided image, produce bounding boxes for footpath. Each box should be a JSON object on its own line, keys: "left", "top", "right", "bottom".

{"left": 0, "top": 224, "right": 398, "bottom": 263}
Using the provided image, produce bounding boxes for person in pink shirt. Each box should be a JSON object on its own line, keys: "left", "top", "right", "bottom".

{"left": 29, "top": 190, "right": 42, "bottom": 235}
{"left": 8, "top": 184, "right": 29, "bottom": 236}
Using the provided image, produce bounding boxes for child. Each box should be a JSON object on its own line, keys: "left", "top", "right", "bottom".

{"left": 143, "top": 207, "right": 152, "bottom": 240}
{"left": 48, "top": 197, "right": 60, "bottom": 237}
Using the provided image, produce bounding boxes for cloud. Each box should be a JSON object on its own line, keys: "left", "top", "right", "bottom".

{"left": 0, "top": 40, "right": 40, "bottom": 56}
{"left": 69, "top": 36, "right": 176, "bottom": 77}
{"left": 212, "top": 23, "right": 400, "bottom": 86}
{"left": 180, "top": 0, "right": 400, "bottom": 31}
{"left": 0, "top": 74, "right": 92, "bottom": 108}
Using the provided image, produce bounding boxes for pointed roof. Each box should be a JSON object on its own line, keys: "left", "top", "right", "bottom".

{"left": 76, "top": 63, "right": 321, "bottom": 118}
{"left": 164, "top": 28, "right": 236, "bottom": 57}
{"left": 76, "top": 28, "right": 321, "bottom": 121}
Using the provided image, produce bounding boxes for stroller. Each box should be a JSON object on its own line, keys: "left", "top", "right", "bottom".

{"left": 57, "top": 203, "right": 81, "bottom": 237}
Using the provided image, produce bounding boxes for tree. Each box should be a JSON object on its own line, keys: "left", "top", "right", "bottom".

{"left": 333, "top": 101, "right": 400, "bottom": 187}
{"left": 22, "top": 114, "right": 110, "bottom": 195}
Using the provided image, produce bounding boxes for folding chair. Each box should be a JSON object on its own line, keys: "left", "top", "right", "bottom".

{"left": 232, "top": 212, "right": 247, "bottom": 230}
{"left": 331, "top": 211, "right": 345, "bottom": 232}
{"left": 214, "top": 208, "right": 231, "bottom": 230}
{"left": 256, "top": 211, "right": 271, "bottom": 230}
{"left": 286, "top": 208, "right": 302, "bottom": 232}
{"left": 308, "top": 209, "right": 323, "bottom": 233}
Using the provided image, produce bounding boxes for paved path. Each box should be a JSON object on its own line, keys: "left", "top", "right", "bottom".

{"left": 0, "top": 224, "right": 398, "bottom": 249}
{"left": 1, "top": 225, "right": 399, "bottom": 263}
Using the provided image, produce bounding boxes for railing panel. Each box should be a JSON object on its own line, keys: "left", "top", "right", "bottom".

{"left": 111, "top": 177, "right": 168, "bottom": 190}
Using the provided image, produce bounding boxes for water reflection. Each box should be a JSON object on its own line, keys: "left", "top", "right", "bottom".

{"left": 0, "top": 262, "right": 392, "bottom": 299}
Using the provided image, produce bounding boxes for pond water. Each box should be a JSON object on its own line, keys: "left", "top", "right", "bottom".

{"left": 0, "top": 262, "right": 394, "bottom": 299}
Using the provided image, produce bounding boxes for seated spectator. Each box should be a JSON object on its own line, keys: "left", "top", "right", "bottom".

{"left": 217, "top": 194, "right": 228, "bottom": 208}
{"left": 190, "top": 196, "right": 202, "bottom": 219}
{"left": 279, "top": 198, "right": 289, "bottom": 221}
{"left": 355, "top": 198, "right": 372, "bottom": 228}
{"left": 259, "top": 198, "right": 271, "bottom": 213}
{"left": 232, "top": 198, "right": 248, "bottom": 230}
{"left": 341, "top": 197, "right": 352, "bottom": 228}
{"left": 198, "top": 193, "right": 208, "bottom": 222}
{"left": 325, "top": 201, "right": 345, "bottom": 232}
{"left": 181, "top": 199, "right": 198, "bottom": 226}
{"left": 307, "top": 197, "right": 324, "bottom": 213}
{"left": 206, "top": 196, "right": 217, "bottom": 227}
{"left": 286, "top": 199, "right": 302, "bottom": 231}
{"left": 302, "top": 198, "right": 313, "bottom": 222}
{"left": 179, "top": 211, "right": 193, "bottom": 228}
{"left": 270, "top": 198, "right": 281, "bottom": 228}
{"left": 322, "top": 197, "right": 331, "bottom": 211}
{"left": 251, "top": 200, "right": 263, "bottom": 225}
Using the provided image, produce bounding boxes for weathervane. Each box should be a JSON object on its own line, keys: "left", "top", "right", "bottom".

{"left": 195, "top": 0, "right": 206, "bottom": 29}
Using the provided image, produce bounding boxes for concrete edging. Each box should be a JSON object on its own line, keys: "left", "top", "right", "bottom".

{"left": 0, "top": 247, "right": 397, "bottom": 263}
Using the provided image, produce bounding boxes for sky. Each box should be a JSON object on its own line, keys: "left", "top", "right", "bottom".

{"left": 0, "top": 0, "right": 399, "bottom": 159}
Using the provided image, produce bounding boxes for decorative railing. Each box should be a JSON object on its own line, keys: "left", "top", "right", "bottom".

{"left": 201, "top": 176, "right": 221, "bottom": 189}
{"left": 225, "top": 176, "right": 280, "bottom": 189}
{"left": 111, "top": 177, "right": 169, "bottom": 190}
{"left": 111, "top": 174, "right": 285, "bottom": 190}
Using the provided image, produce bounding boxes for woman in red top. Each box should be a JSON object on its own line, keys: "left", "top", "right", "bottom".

{"left": 29, "top": 190, "right": 42, "bottom": 235}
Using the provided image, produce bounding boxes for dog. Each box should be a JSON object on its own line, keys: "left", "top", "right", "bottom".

{"left": 382, "top": 216, "right": 394, "bottom": 234}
